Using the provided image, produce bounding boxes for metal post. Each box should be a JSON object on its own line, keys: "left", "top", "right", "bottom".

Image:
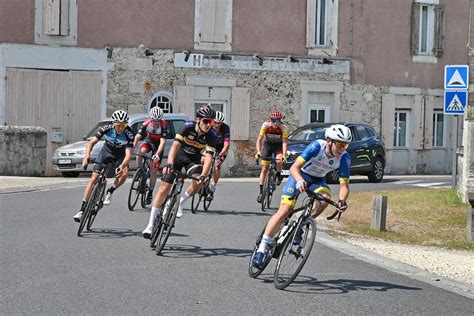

{"left": 371, "top": 196, "right": 387, "bottom": 232}
{"left": 452, "top": 116, "right": 458, "bottom": 187}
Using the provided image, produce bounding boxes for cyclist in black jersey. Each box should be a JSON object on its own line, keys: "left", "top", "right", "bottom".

{"left": 208, "top": 111, "right": 231, "bottom": 200}
{"left": 73, "top": 110, "right": 134, "bottom": 222}
{"left": 142, "top": 106, "right": 218, "bottom": 238}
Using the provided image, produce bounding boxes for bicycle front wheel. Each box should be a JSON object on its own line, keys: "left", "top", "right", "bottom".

{"left": 155, "top": 196, "right": 178, "bottom": 255}
{"left": 149, "top": 206, "right": 164, "bottom": 248}
{"left": 273, "top": 217, "right": 317, "bottom": 290}
{"left": 128, "top": 169, "right": 143, "bottom": 211}
{"left": 86, "top": 181, "right": 105, "bottom": 231}
{"left": 191, "top": 190, "right": 203, "bottom": 214}
{"left": 77, "top": 182, "right": 100, "bottom": 236}
{"left": 203, "top": 187, "right": 212, "bottom": 211}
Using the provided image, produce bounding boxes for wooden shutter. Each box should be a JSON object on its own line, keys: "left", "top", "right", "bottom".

{"left": 230, "top": 87, "right": 250, "bottom": 140}
{"left": 433, "top": 5, "right": 445, "bottom": 57}
{"left": 381, "top": 94, "right": 395, "bottom": 150}
{"left": 200, "top": 0, "right": 226, "bottom": 43}
{"left": 43, "top": 0, "right": 60, "bottom": 35}
{"left": 174, "top": 86, "right": 194, "bottom": 120}
{"left": 411, "top": 2, "right": 421, "bottom": 55}
{"left": 60, "top": 0, "right": 70, "bottom": 36}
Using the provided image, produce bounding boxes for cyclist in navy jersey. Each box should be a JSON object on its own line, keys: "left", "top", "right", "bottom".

{"left": 208, "top": 111, "right": 230, "bottom": 200}
{"left": 73, "top": 110, "right": 134, "bottom": 222}
{"left": 142, "top": 106, "right": 217, "bottom": 238}
{"left": 251, "top": 124, "right": 352, "bottom": 268}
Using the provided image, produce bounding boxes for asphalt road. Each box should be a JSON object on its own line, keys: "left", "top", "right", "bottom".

{"left": 1, "top": 177, "right": 472, "bottom": 314}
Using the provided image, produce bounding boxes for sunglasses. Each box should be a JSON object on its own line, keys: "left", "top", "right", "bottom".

{"left": 114, "top": 123, "right": 128, "bottom": 128}
{"left": 333, "top": 141, "right": 349, "bottom": 149}
{"left": 271, "top": 118, "right": 281, "bottom": 123}
{"left": 201, "top": 118, "right": 215, "bottom": 126}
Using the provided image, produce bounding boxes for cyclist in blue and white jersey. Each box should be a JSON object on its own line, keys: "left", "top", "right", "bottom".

{"left": 251, "top": 124, "right": 352, "bottom": 268}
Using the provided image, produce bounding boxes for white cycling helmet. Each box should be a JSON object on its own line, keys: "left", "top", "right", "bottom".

{"left": 325, "top": 124, "right": 352, "bottom": 143}
{"left": 215, "top": 111, "right": 225, "bottom": 123}
{"left": 150, "top": 107, "right": 164, "bottom": 121}
{"left": 111, "top": 110, "right": 129, "bottom": 123}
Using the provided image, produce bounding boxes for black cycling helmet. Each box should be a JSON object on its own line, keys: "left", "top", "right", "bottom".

{"left": 196, "top": 105, "right": 216, "bottom": 119}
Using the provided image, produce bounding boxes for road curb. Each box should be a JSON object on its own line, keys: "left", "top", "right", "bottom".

{"left": 316, "top": 228, "right": 474, "bottom": 299}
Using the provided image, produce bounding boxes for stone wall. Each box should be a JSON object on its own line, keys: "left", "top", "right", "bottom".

{"left": 0, "top": 126, "right": 47, "bottom": 176}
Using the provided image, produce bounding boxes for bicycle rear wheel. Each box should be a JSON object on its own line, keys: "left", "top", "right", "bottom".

{"left": 86, "top": 181, "right": 105, "bottom": 231}
{"left": 273, "top": 217, "right": 316, "bottom": 290}
{"left": 248, "top": 230, "right": 274, "bottom": 278}
{"left": 155, "top": 196, "right": 178, "bottom": 255}
{"left": 128, "top": 169, "right": 143, "bottom": 211}
{"left": 203, "top": 187, "right": 212, "bottom": 211}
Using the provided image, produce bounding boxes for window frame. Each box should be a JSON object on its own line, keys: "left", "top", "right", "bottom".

{"left": 308, "top": 104, "right": 330, "bottom": 123}
{"left": 432, "top": 110, "right": 445, "bottom": 147}
{"left": 394, "top": 110, "right": 410, "bottom": 148}
{"left": 306, "top": 0, "right": 338, "bottom": 56}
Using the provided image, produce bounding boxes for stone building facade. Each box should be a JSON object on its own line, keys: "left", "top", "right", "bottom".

{"left": 0, "top": 0, "right": 471, "bottom": 182}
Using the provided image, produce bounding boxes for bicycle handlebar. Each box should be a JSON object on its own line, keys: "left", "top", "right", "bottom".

{"left": 289, "top": 190, "right": 342, "bottom": 221}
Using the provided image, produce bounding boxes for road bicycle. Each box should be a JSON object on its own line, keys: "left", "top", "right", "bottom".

{"left": 77, "top": 162, "right": 115, "bottom": 237}
{"left": 149, "top": 169, "right": 199, "bottom": 255}
{"left": 128, "top": 154, "right": 152, "bottom": 211}
{"left": 248, "top": 190, "right": 341, "bottom": 290}
{"left": 258, "top": 156, "right": 281, "bottom": 212}
{"left": 190, "top": 154, "right": 217, "bottom": 214}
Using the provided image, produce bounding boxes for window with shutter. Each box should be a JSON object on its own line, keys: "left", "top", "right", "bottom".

{"left": 411, "top": 1, "right": 443, "bottom": 62}
{"left": 306, "top": 0, "right": 338, "bottom": 56}
{"left": 36, "top": 0, "right": 76, "bottom": 45}
{"left": 194, "top": 0, "right": 232, "bottom": 51}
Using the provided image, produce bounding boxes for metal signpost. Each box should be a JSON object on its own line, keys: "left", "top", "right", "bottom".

{"left": 444, "top": 65, "right": 469, "bottom": 187}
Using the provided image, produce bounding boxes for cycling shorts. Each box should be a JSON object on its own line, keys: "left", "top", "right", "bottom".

{"left": 93, "top": 146, "right": 126, "bottom": 173}
{"left": 162, "top": 150, "right": 203, "bottom": 184}
{"left": 261, "top": 142, "right": 283, "bottom": 166}
{"left": 280, "top": 172, "right": 331, "bottom": 207}
{"left": 139, "top": 138, "right": 161, "bottom": 154}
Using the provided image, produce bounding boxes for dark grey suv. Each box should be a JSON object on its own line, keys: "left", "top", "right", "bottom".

{"left": 282, "top": 122, "right": 386, "bottom": 183}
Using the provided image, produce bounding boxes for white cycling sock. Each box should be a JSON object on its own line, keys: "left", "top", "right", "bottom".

{"left": 179, "top": 192, "right": 191, "bottom": 206}
{"left": 257, "top": 234, "right": 272, "bottom": 253}
{"left": 148, "top": 207, "right": 160, "bottom": 227}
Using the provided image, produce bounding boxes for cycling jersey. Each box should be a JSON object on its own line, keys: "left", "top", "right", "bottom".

{"left": 259, "top": 121, "right": 288, "bottom": 143}
{"left": 298, "top": 140, "right": 351, "bottom": 181}
{"left": 95, "top": 124, "right": 134, "bottom": 153}
{"left": 137, "top": 118, "right": 168, "bottom": 142}
{"left": 175, "top": 121, "right": 217, "bottom": 159}
{"left": 280, "top": 139, "right": 351, "bottom": 207}
{"left": 214, "top": 123, "right": 230, "bottom": 152}
{"left": 93, "top": 124, "right": 134, "bottom": 172}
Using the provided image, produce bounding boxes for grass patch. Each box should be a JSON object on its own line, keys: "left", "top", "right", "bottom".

{"left": 319, "top": 188, "right": 474, "bottom": 250}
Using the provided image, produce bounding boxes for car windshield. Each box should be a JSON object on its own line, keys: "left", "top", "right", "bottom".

{"left": 84, "top": 121, "right": 112, "bottom": 140}
{"left": 289, "top": 126, "right": 326, "bottom": 141}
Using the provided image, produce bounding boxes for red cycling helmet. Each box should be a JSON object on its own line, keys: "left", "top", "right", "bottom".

{"left": 269, "top": 109, "right": 284, "bottom": 120}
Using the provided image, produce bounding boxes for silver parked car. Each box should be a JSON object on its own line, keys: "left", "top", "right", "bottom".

{"left": 52, "top": 113, "right": 188, "bottom": 177}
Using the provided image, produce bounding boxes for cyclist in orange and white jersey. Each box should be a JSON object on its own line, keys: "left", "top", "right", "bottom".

{"left": 255, "top": 109, "right": 288, "bottom": 203}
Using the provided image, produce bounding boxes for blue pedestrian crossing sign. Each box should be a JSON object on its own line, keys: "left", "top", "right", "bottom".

{"left": 444, "top": 91, "right": 467, "bottom": 115}
{"left": 444, "top": 65, "right": 469, "bottom": 90}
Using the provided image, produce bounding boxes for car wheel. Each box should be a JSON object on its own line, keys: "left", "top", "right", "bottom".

{"left": 326, "top": 170, "right": 339, "bottom": 184}
{"left": 368, "top": 157, "right": 384, "bottom": 183}
{"left": 61, "top": 172, "right": 80, "bottom": 178}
